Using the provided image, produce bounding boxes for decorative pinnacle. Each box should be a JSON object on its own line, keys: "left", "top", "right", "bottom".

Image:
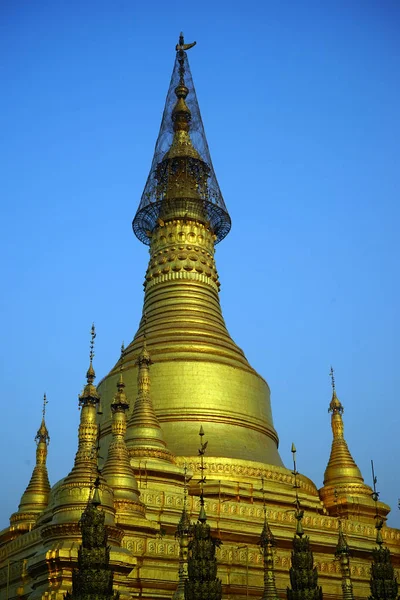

{"left": 36, "top": 394, "right": 50, "bottom": 445}
{"left": 371, "top": 460, "right": 384, "bottom": 546}
{"left": 330, "top": 366, "right": 336, "bottom": 392}
{"left": 87, "top": 323, "right": 96, "bottom": 384}
{"left": 291, "top": 443, "right": 304, "bottom": 537}
{"left": 328, "top": 367, "right": 344, "bottom": 415}
{"left": 198, "top": 426, "right": 208, "bottom": 522}
{"left": 175, "top": 32, "right": 196, "bottom": 54}
{"left": 42, "top": 393, "right": 48, "bottom": 419}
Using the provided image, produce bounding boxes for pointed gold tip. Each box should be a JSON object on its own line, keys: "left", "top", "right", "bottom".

{"left": 291, "top": 442, "right": 296, "bottom": 454}
{"left": 199, "top": 425, "right": 204, "bottom": 436}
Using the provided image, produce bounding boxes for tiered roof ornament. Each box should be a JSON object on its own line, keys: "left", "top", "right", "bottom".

{"left": 172, "top": 464, "right": 191, "bottom": 600}
{"left": 132, "top": 33, "right": 231, "bottom": 245}
{"left": 185, "top": 428, "right": 222, "bottom": 600}
{"left": 10, "top": 394, "right": 51, "bottom": 529}
{"left": 259, "top": 478, "right": 279, "bottom": 600}
{"left": 334, "top": 491, "right": 354, "bottom": 600}
{"left": 368, "top": 463, "right": 399, "bottom": 600}
{"left": 287, "top": 444, "right": 323, "bottom": 600}
{"left": 65, "top": 479, "right": 118, "bottom": 600}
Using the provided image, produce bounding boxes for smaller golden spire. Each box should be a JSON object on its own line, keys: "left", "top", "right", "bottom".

{"left": 102, "top": 343, "right": 145, "bottom": 522}
{"left": 10, "top": 395, "right": 51, "bottom": 528}
{"left": 321, "top": 369, "right": 366, "bottom": 500}
{"left": 125, "top": 332, "right": 173, "bottom": 461}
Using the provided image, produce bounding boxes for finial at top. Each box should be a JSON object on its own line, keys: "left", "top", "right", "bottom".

{"left": 328, "top": 367, "right": 344, "bottom": 414}
{"left": 86, "top": 323, "right": 96, "bottom": 384}
{"left": 36, "top": 394, "right": 50, "bottom": 445}
{"left": 175, "top": 32, "right": 196, "bottom": 53}
{"left": 42, "top": 393, "right": 48, "bottom": 420}
{"left": 330, "top": 366, "right": 335, "bottom": 392}
{"left": 119, "top": 342, "right": 125, "bottom": 372}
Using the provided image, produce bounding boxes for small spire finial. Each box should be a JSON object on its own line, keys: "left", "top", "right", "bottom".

{"left": 42, "top": 393, "right": 48, "bottom": 420}
{"left": 291, "top": 443, "right": 304, "bottom": 537}
{"left": 90, "top": 323, "right": 96, "bottom": 364}
{"left": 120, "top": 342, "right": 125, "bottom": 372}
{"left": 371, "top": 460, "right": 384, "bottom": 546}
{"left": 330, "top": 366, "right": 336, "bottom": 392}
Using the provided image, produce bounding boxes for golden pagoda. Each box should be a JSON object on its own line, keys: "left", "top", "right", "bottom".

{"left": 0, "top": 33, "right": 399, "bottom": 600}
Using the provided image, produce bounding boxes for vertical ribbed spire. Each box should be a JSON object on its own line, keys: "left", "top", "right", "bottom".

{"left": 185, "top": 428, "right": 222, "bottom": 600}
{"left": 10, "top": 394, "right": 51, "bottom": 528}
{"left": 172, "top": 464, "right": 191, "bottom": 600}
{"left": 102, "top": 343, "right": 145, "bottom": 522}
{"left": 125, "top": 330, "right": 174, "bottom": 462}
{"left": 70, "top": 324, "right": 100, "bottom": 477}
{"left": 287, "top": 444, "right": 323, "bottom": 600}
{"left": 65, "top": 478, "right": 116, "bottom": 600}
{"left": 259, "top": 478, "right": 279, "bottom": 600}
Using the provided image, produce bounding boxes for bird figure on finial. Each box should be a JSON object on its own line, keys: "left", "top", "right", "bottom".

{"left": 176, "top": 32, "right": 196, "bottom": 52}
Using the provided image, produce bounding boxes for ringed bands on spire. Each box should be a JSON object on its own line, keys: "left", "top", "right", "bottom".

{"left": 132, "top": 33, "right": 231, "bottom": 246}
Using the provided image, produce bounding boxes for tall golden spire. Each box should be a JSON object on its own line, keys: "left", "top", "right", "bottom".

{"left": 98, "top": 33, "right": 283, "bottom": 470}
{"left": 320, "top": 368, "right": 382, "bottom": 520}
{"left": 52, "top": 325, "right": 115, "bottom": 526}
{"left": 259, "top": 478, "right": 279, "bottom": 600}
{"left": 10, "top": 394, "right": 51, "bottom": 529}
{"left": 125, "top": 331, "right": 174, "bottom": 462}
{"left": 102, "top": 343, "right": 146, "bottom": 523}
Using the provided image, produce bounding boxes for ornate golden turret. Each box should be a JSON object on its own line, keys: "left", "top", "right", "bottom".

{"left": 102, "top": 344, "right": 146, "bottom": 524}
{"left": 185, "top": 428, "right": 222, "bottom": 600}
{"left": 10, "top": 395, "right": 51, "bottom": 530}
{"left": 369, "top": 465, "right": 399, "bottom": 600}
{"left": 259, "top": 480, "right": 279, "bottom": 600}
{"left": 287, "top": 445, "right": 323, "bottom": 600}
{"left": 320, "top": 368, "right": 388, "bottom": 521}
{"left": 125, "top": 333, "right": 174, "bottom": 462}
{"left": 98, "top": 32, "right": 283, "bottom": 474}
{"left": 51, "top": 325, "right": 115, "bottom": 526}
{"left": 335, "top": 518, "right": 354, "bottom": 600}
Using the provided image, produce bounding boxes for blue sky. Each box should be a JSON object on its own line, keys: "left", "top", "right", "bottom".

{"left": 0, "top": 1, "right": 399, "bottom": 530}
